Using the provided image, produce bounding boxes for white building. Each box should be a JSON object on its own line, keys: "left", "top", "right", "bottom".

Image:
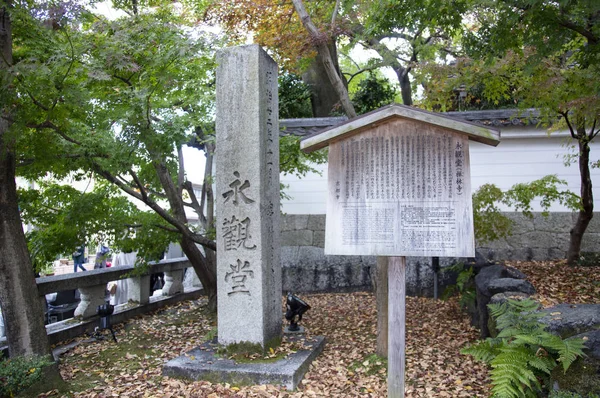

{"left": 280, "top": 110, "right": 600, "bottom": 215}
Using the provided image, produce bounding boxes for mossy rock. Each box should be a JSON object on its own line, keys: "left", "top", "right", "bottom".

{"left": 551, "top": 329, "right": 600, "bottom": 396}
{"left": 217, "top": 336, "right": 282, "bottom": 358}
{"left": 551, "top": 356, "right": 600, "bottom": 396}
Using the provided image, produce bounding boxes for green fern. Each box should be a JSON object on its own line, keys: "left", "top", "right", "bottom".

{"left": 441, "top": 263, "right": 476, "bottom": 310}
{"left": 462, "top": 298, "right": 586, "bottom": 398}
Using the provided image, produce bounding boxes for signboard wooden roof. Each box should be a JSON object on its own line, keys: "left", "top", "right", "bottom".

{"left": 300, "top": 104, "right": 501, "bottom": 153}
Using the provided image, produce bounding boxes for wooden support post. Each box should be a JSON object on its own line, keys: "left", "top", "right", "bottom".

{"left": 376, "top": 256, "right": 389, "bottom": 357}
{"left": 388, "top": 256, "right": 406, "bottom": 398}
{"left": 432, "top": 256, "right": 440, "bottom": 300}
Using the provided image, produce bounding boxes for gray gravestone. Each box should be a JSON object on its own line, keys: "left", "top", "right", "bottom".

{"left": 215, "top": 45, "right": 281, "bottom": 348}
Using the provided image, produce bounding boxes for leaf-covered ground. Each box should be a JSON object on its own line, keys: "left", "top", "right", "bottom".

{"left": 510, "top": 260, "right": 600, "bottom": 307}
{"left": 38, "top": 260, "right": 597, "bottom": 398}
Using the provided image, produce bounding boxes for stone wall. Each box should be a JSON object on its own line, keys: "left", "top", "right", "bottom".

{"left": 477, "top": 212, "right": 600, "bottom": 261}
{"left": 281, "top": 212, "right": 600, "bottom": 295}
{"left": 281, "top": 215, "right": 458, "bottom": 296}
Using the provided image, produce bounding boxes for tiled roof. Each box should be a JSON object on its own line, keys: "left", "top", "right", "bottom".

{"left": 280, "top": 109, "right": 541, "bottom": 136}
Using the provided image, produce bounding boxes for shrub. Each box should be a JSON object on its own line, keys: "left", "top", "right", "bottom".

{"left": 462, "top": 299, "right": 586, "bottom": 398}
{"left": 0, "top": 355, "right": 54, "bottom": 397}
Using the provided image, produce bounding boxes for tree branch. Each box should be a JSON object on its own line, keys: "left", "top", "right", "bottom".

{"left": 560, "top": 111, "right": 578, "bottom": 139}
{"left": 92, "top": 161, "right": 217, "bottom": 251}
{"left": 183, "top": 180, "right": 204, "bottom": 219}
{"left": 112, "top": 74, "right": 134, "bottom": 87}
{"left": 177, "top": 145, "right": 185, "bottom": 196}
{"left": 557, "top": 14, "right": 599, "bottom": 45}
{"left": 129, "top": 169, "right": 148, "bottom": 202}
{"left": 331, "top": 0, "right": 340, "bottom": 28}
{"left": 51, "top": 28, "right": 76, "bottom": 110}
{"left": 343, "top": 64, "right": 384, "bottom": 84}
{"left": 589, "top": 118, "right": 598, "bottom": 141}
{"left": 26, "top": 120, "right": 83, "bottom": 146}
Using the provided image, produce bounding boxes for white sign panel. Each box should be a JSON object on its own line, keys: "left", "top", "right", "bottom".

{"left": 325, "top": 119, "right": 475, "bottom": 257}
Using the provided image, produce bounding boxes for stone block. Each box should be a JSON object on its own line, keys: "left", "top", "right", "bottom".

{"left": 307, "top": 215, "right": 326, "bottom": 231}
{"left": 313, "top": 231, "right": 325, "bottom": 248}
{"left": 163, "top": 336, "right": 325, "bottom": 390}
{"left": 280, "top": 246, "right": 300, "bottom": 266}
{"left": 281, "top": 230, "right": 313, "bottom": 246}
{"left": 295, "top": 246, "right": 327, "bottom": 265}
{"left": 504, "top": 213, "right": 535, "bottom": 235}
{"left": 583, "top": 214, "right": 600, "bottom": 234}
{"left": 539, "top": 303, "right": 600, "bottom": 338}
{"left": 281, "top": 215, "right": 309, "bottom": 231}
{"left": 128, "top": 275, "right": 151, "bottom": 305}
{"left": 506, "top": 231, "right": 564, "bottom": 250}
{"left": 487, "top": 278, "right": 535, "bottom": 296}
{"left": 581, "top": 232, "right": 600, "bottom": 252}
{"left": 532, "top": 212, "right": 573, "bottom": 232}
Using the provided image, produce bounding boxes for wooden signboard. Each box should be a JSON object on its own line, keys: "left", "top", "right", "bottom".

{"left": 325, "top": 119, "right": 474, "bottom": 257}
{"left": 300, "top": 104, "right": 500, "bottom": 398}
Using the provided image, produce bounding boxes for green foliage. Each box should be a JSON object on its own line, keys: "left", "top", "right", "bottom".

{"left": 5, "top": 1, "right": 331, "bottom": 288}
{"left": 575, "top": 252, "right": 600, "bottom": 268}
{"left": 472, "top": 183, "right": 514, "bottom": 244}
{"left": 351, "top": 73, "right": 397, "bottom": 115}
{"left": 503, "top": 175, "right": 581, "bottom": 218}
{"left": 0, "top": 355, "right": 54, "bottom": 398}
{"left": 18, "top": 178, "right": 178, "bottom": 273}
{"left": 279, "top": 134, "right": 327, "bottom": 178}
{"left": 441, "top": 262, "right": 476, "bottom": 309}
{"left": 473, "top": 176, "right": 580, "bottom": 244}
{"left": 462, "top": 299, "right": 586, "bottom": 398}
{"left": 279, "top": 73, "right": 313, "bottom": 118}
{"left": 19, "top": 181, "right": 135, "bottom": 271}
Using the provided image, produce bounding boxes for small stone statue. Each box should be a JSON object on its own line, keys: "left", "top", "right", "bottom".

{"left": 285, "top": 293, "right": 311, "bottom": 332}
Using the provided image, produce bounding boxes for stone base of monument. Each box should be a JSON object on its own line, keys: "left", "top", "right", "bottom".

{"left": 162, "top": 335, "right": 325, "bottom": 390}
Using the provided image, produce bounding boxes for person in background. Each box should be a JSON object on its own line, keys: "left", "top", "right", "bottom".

{"left": 94, "top": 245, "right": 110, "bottom": 269}
{"left": 72, "top": 244, "right": 87, "bottom": 272}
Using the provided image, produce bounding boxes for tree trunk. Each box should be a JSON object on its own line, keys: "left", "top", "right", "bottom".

{"left": 180, "top": 236, "right": 217, "bottom": 311}
{"left": 0, "top": 0, "right": 55, "bottom": 360}
{"left": 375, "top": 256, "right": 388, "bottom": 357}
{"left": 567, "top": 130, "right": 594, "bottom": 264}
{"left": 292, "top": 0, "right": 357, "bottom": 118}
{"left": 397, "top": 69, "right": 413, "bottom": 106}
{"left": 153, "top": 160, "right": 218, "bottom": 311}
{"left": 365, "top": 36, "right": 413, "bottom": 106}
{"left": 302, "top": 44, "right": 346, "bottom": 117}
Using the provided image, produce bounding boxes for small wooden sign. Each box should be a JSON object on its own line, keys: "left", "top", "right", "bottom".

{"left": 325, "top": 118, "right": 474, "bottom": 257}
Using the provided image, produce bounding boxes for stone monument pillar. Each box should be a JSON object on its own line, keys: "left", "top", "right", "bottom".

{"left": 215, "top": 45, "right": 281, "bottom": 348}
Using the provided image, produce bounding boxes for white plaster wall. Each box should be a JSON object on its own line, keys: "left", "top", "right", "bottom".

{"left": 281, "top": 126, "right": 600, "bottom": 214}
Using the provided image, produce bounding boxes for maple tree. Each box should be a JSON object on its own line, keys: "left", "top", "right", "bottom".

{"left": 5, "top": 1, "right": 329, "bottom": 353}
{"left": 422, "top": 0, "right": 600, "bottom": 265}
